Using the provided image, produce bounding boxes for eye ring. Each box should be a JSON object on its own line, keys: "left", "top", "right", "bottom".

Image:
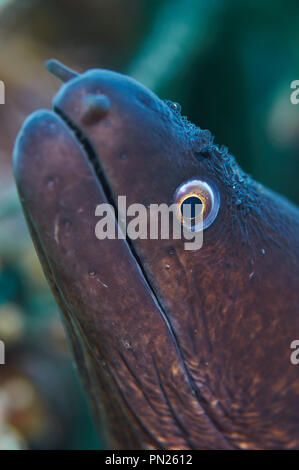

{"left": 174, "top": 179, "right": 220, "bottom": 232}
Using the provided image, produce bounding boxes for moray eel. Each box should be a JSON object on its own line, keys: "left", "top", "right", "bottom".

{"left": 13, "top": 60, "right": 299, "bottom": 450}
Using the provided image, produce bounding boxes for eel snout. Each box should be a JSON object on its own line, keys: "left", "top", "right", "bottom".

{"left": 12, "top": 91, "right": 232, "bottom": 449}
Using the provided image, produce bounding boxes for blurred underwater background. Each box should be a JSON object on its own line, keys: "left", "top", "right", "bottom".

{"left": 0, "top": 0, "right": 298, "bottom": 449}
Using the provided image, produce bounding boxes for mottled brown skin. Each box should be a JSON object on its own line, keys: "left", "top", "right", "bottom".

{"left": 13, "top": 64, "right": 299, "bottom": 449}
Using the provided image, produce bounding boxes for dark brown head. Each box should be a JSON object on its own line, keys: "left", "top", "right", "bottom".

{"left": 13, "top": 60, "right": 299, "bottom": 449}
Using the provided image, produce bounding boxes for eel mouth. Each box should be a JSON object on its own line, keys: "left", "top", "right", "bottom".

{"left": 52, "top": 104, "right": 154, "bottom": 296}
{"left": 51, "top": 103, "right": 230, "bottom": 442}
{"left": 52, "top": 103, "right": 177, "bottom": 343}
{"left": 46, "top": 60, "right": 168, "bottom": 320}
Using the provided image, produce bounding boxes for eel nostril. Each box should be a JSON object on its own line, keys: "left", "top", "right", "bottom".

{"left": 82, "top": 94, "right": 111, "bottom": 125}
{"left": 45, "top": 58, "right": 79, "bottom": 82}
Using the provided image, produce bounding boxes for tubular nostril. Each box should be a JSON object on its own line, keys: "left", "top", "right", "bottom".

{"left": 45, "top": 59, "right": 78, "bottom": 82}
{"left": 82, "top": 94, "right": 111, "bottom": 125}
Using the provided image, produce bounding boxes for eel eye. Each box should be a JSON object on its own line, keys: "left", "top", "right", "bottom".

{"left": 174, "top": 179, "right": 220, "bottom": 232}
